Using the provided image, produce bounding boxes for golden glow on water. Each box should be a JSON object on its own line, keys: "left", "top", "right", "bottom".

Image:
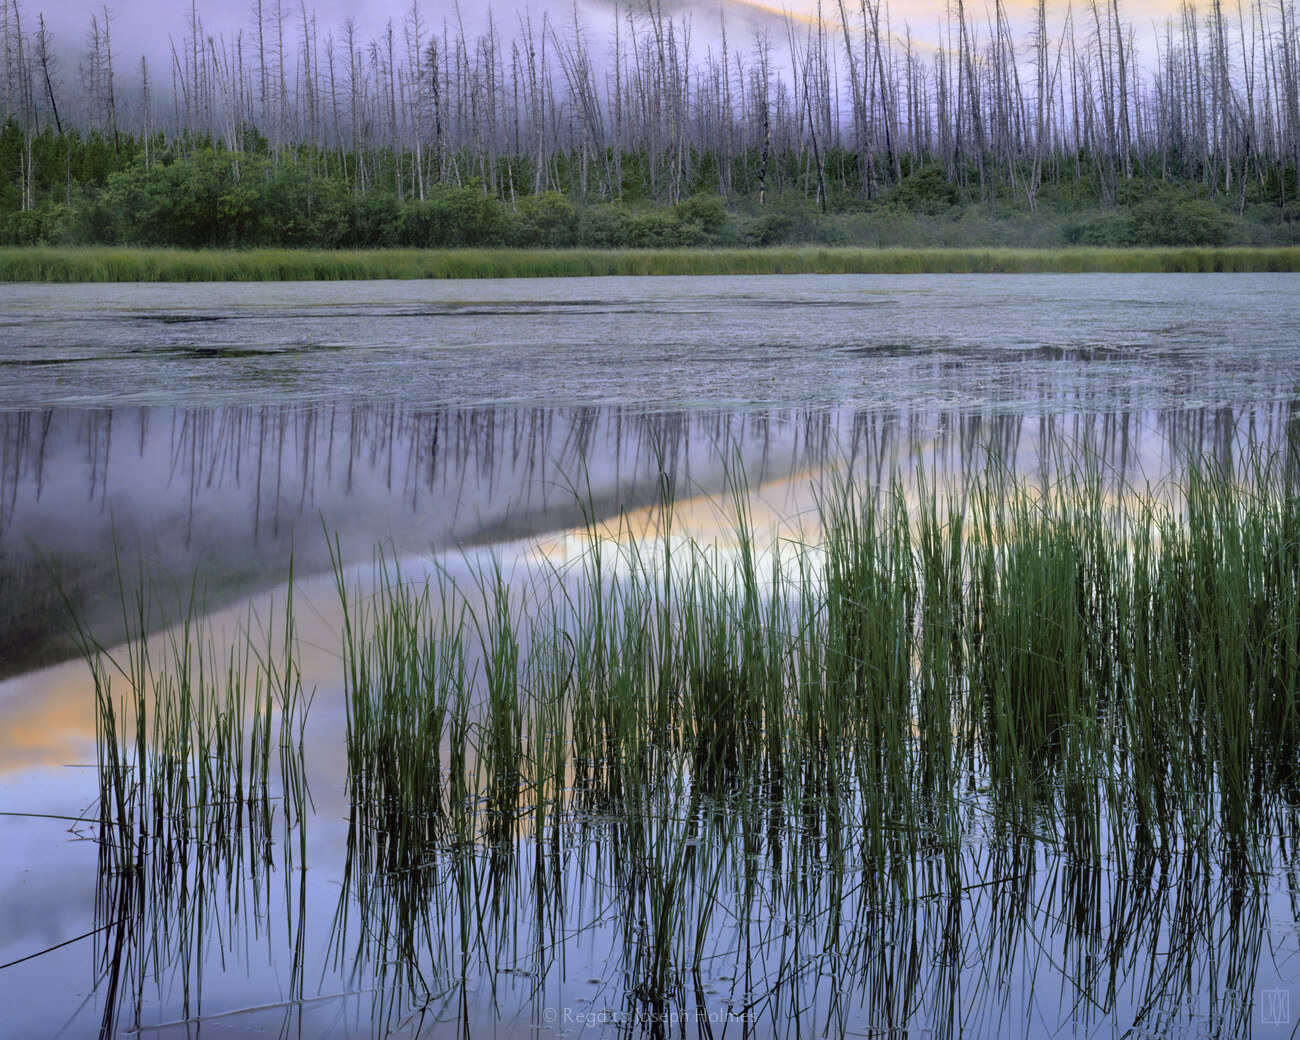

{"left": 0, "top": 662, "right": 97, "bottom": 774}
{"left": 526, "top": 466, "right": 830, "bottom": 566}
{"left": 0, "top": 577, "right": 347, "bottom": 781}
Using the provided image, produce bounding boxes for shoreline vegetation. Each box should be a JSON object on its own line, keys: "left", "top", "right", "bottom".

{"left": 5, "top": 244, "right": 1300, "bottom": 282}
{"left": 8, "top": 0, "right": 1300, "bottom": 276}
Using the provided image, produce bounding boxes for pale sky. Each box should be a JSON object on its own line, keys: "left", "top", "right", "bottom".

{"left": 28, "top": 0, "right": 1184, "bottom": 76}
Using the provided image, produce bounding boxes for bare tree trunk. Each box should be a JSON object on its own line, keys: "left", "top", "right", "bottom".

{"left": 3, "top": 0, "right": 10, "bottom": 122}
{"left": 1112, "top": 0, "right": 1133, "bottom": 179}
{"left": 956, "top": 0, "right": 989, "bottom": 201}
{"left": 757, "top": 31, "right": 771, "bottom": 204}
{"left": 35, "top": 14, "right": 60, "bottom": 134}
{"left": 139, "top": 55, "right": 151, "bottom": 170}
{"left": 406, "top": 1, "right": 426, "bottom": 200}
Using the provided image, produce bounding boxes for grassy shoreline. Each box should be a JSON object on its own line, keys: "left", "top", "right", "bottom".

{"left": 3, "top": 244, "right": 1299, "bottom": 282}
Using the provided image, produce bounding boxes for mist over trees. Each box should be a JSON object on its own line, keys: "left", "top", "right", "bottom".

{"left": 3, "top": 0, "right": 1300, "bottom": 248}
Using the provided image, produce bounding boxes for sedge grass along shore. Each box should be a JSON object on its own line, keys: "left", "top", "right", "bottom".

{"left": 3, "top": 244, "right": 1299, "bottom": 283}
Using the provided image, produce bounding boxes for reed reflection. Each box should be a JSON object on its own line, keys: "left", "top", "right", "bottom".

{"left": 7, "top": 412, "right": 1295, "bottom": 1038}
{"left": 6, "top": 398, "right": 1297, "bottom": 681}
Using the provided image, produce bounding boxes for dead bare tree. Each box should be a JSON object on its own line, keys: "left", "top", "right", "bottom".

{"left": 33, "top": 12, "right": 58, "bottom": 133}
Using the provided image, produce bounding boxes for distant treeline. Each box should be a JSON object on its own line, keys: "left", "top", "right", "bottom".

{"left": 4, "top": 0, "right": 1300, "bottom": 249}
{"left": 3, "top": 124, "right": 1299, "bottom": 250}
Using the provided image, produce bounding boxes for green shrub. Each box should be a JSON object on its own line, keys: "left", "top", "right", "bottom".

{"left": 675, "top": 194, "right": 728, "bottom": 233}
{"left": 745, "top": 211, "right": 796, "bottom": 245}
{"left": 1067, "top": 197, "right": 1237, "bottom": 247}
{"left": 573, "top": 203, "right": 706, "bottom": 248}
{"left": 508, "top": 191, "right": 579, "bottom": 248}
{"left": 394, "top": 187, "right": 508, "bottom": 248}
{"left": 621, "top": 208, "right": 698, "bottom": 247}
{"left": 885, "top": 165, "right": 961, "bottom": 215}
{"left": 0, "top": 202, "right": 71, "bottom": 245}
{"left": 313, "top": 187, "right": 401, "bottom": 248}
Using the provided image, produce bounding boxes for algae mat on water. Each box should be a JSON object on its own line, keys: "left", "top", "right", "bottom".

{"left": 2, "top": 245, "right": 1299, "bottom": 281}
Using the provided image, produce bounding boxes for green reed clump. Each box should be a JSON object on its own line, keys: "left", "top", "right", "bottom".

{"left": 76, "top": 562, "right": 312, "bottom": 1035}
{"left": 962, "top": 456, "right": 1130, "bottom": 863}
{"left": 342, "top": 448, "right": 1300, "bottom": 867}
{"left": 676, "top": 546, "right": 759, "bottom": 785}
{"left": 1170, "top": 457, "right": 1300, "bottom": 858}
{"left": 473, "top": 562, "right": 530, "bottom": 841}
{"left": 820, "top": 477, "right": 919, "bottom": 836}
{"left": 566, "top": 531, "right": 640, "bottom": 807}
{"left": 334, "top": 548, "right": 470, "bottom": 858}
{"left": 967, "top": 471, "right": 1090, "bottom": 785}
{"left": 86, "top": 569, "right": 309, "bottom": 876}
{"left": 328, "top": 440, "right": 1300, "bottom": 1033}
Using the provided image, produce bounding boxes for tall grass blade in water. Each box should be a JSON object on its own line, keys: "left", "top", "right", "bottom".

{"left": 87, "top": 568, "right": 310, "bottom": 872}
{"left": 80, "top": 564, "right": 312, "bottom": 1033}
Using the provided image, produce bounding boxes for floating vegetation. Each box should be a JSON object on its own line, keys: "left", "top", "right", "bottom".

{"left": 3, "top": 245, "right": 1300, "bottom": 283}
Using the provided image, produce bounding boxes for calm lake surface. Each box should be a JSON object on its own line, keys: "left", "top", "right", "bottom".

{"left": 2, "top": 274, "right": 1299, "bottom": 1038}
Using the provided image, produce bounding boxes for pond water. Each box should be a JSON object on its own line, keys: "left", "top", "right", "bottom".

{"left": 1, "top": 274, "right": 1299, "bottom": 1039}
